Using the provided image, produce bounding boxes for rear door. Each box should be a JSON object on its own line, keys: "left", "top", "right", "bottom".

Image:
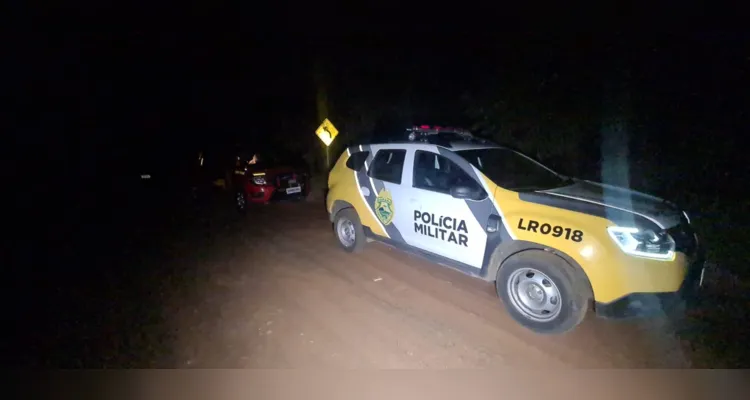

{"left": 356, "top": 146, "right": 411, "bottom": 245}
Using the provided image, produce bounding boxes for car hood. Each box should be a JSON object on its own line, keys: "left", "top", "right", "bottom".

{"left": 539, "top": 179, "right": 683, "bottom": 229}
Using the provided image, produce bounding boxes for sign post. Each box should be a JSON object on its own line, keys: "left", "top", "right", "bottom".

{"left": 315, "top": 118, "right": 339, "bottom": 169}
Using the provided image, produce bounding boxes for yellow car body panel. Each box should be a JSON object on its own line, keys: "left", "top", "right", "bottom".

{"left": 479, "top": 172, "right": 688, "bottom": 303}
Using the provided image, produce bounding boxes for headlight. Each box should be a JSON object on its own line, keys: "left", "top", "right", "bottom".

{"left": 606, "top": 226, "right": 675, "bottom": 260}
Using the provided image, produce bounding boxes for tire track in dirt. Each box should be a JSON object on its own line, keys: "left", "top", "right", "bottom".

{"left": 272, "top": 243, "right": 497, "bottom": 367}
{"left": 284, "top": 242, "right": 561, "bottom": 367}
{"left": 247, "top": 215, "right": 626, "bottom": 367}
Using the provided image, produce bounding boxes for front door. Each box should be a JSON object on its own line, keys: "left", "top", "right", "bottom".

{"left": 407, "top": 150, "right": 491, "bottom": 269}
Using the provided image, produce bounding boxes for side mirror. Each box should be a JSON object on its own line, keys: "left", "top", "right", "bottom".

{"left": 450, "top": 185, "right": 487, "bottom": 201}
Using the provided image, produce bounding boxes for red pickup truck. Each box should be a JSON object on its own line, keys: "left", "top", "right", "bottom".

{"left": 233, "top": 153, "right": 310, "bottom": 211}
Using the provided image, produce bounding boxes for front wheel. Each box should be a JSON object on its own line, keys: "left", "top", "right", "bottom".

{"left": 333, "top": 208, "right": 366, "bottom": 253}
{"left": 496, "top": 251, "right": 590, "bottom": 335}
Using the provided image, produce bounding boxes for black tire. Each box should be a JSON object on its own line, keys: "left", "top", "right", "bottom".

{"left": 333, "top": 208, "right": 366, "bottom": 253}
{"left": 496, "top": 251, "right": 591, "bottom": 335}
{"left": 235, "top": 191, "right": 248, "bottom": 213}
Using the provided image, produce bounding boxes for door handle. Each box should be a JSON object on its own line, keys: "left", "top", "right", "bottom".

{"left": 486, "top": 215, "right": 502, "bottom": 233}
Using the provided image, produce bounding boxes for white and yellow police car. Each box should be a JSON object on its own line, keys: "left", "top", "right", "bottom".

{"left": 326, "top": 125, "right": 704, "bottom": 334}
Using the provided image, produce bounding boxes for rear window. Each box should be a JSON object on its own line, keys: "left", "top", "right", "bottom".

{"left": 368, "top": 149, "right": 406, "bottom": 184}
{"left": 346, "top": 151, "right": 370, "bottom": 171}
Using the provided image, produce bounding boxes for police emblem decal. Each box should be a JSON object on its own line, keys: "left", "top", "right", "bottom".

{"left": 374, "top": 188, "right": 395, "bottom": 226}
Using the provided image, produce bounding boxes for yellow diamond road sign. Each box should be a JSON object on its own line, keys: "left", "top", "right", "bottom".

{"left": 315, "top": 118, "right": 339, "bottom": 147}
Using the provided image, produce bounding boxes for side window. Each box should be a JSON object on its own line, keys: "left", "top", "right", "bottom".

{"left": 413, "top": 150, "right": 478, "bottom": 194}
{"left": 368, "top": 149, "right": 406, "bottom": 184}
{"left": 345, "top": 151, "right": 370, "bottom": 171}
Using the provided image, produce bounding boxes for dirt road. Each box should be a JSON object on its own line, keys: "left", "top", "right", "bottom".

{"left": 154, "top": 200, "right": 692, "bottom": 368}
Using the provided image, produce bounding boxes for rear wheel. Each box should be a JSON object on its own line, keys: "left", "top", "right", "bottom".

{"left": 333, "top": 208, "right": 366, "bottom": 253}
{"left": 496, "top": 251, "right": 590, "bottom": 335}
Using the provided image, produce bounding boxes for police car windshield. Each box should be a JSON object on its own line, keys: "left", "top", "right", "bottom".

{"left": 457, "top": 148, "right": 571, "bottom": 191}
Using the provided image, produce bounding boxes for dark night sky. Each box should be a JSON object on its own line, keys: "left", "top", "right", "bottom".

{"left": 9, "top": 4, "right": 750, "bottom": 190}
